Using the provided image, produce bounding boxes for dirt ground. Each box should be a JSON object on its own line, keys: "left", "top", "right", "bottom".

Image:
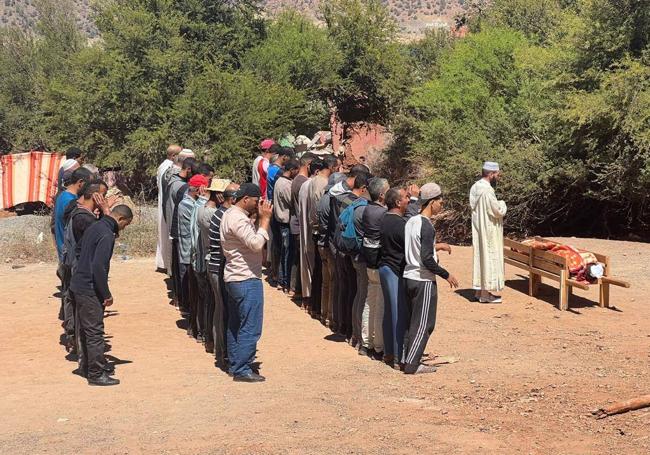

{"left": 1, "top": 238, "right": 649, "bottom": 454}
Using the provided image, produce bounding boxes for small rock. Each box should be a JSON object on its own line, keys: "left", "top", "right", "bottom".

{"left": 57, "top": 418, "right": 69, "bottom": 423}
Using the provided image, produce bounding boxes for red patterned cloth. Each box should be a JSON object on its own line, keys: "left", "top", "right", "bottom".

{"left": 551, "top": 245, "right": 585, "bottom": 274}
{"left": 0, "top": 151, "right": 63, "bottom": 209}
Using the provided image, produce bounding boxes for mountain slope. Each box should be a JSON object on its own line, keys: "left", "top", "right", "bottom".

{"left": 0, "top": 0, "right": 467, "bottom": 36}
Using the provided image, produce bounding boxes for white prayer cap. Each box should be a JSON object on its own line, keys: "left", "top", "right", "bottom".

{"left": 483, "top": 161, "right": 500, "bottom": 172}
{"left": 175, "top": 148, "right": 195, "bottom": 165}
{"left": 61, "top": 158, "right": 80, "bottom": 172}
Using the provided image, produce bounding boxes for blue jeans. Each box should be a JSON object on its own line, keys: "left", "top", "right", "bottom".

{"left": 379, "top": 265, "right": 407, "bottom": 361}
{"left": 225, "top": 279, "right": 264, "bottom": 377}
{"left": 278, "top": 222, "right": 292, "bottom": 290}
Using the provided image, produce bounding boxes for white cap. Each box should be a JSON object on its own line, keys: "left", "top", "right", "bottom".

{"left": 61, "top": 158, "right": 79, "bottom": 172}
{"left": 483, "top": 161, "right": 500, "bottom": 172}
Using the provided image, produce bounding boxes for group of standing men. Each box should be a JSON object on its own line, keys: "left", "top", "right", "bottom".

{"left": 155, "top": 138, "right": 508, "bottom": 380}
{"left": 157, "top": 144, "right": 274, "bottom": 382}
{"left": 53, "top": 147, "right": 134, "bottom": 387}
{"left": 253, "top": 141, "right": 459, "bottom": 374}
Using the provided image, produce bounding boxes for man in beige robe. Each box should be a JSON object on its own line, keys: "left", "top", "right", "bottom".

{"left": 298, "top": 176, "right": 315, "bottom": 304}
{"left": 156, "top": 144, "right": 181, "bottom": 272}
{"left": 470, "top": 161, "right": 507, "bottom": 303}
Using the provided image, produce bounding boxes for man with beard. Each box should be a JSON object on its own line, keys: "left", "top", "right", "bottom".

{"left": 470, "top": 162, "right": 507, "bottom": 303}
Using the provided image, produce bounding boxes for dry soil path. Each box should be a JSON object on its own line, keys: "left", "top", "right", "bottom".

{"left": 1, "top": 240, "right": 649, "bottom": 454}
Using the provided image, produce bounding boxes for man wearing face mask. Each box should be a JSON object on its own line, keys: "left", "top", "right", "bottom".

{"left": 469, "top": 162, "right": 507, "bottom": 304}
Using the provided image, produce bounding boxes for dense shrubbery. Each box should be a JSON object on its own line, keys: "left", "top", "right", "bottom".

{"left": 0, "top": 0, "right": 648, "bottom": 238}
{"left": 400, "top": 0, "right": 650, "bottom": 238}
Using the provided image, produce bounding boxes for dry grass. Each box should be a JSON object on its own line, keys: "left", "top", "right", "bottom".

{"left": 0, "top": 205, "right": 158, "bottom": 264}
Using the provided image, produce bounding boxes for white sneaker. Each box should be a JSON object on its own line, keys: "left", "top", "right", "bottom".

{"left": 479, "top": 292, "right": 502, "bottom": 303}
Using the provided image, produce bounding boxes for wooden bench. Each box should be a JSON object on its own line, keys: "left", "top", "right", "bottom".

{"left": 504, "top": 237, "right": 630, "bottom": 310}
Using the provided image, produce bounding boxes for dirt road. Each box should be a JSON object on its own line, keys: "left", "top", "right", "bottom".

{"left": 1, "top": 239, "right": 649, "bottom": 454}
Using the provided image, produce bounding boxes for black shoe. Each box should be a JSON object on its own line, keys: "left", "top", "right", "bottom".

{"left": 103, "top": 363, "right": 115, "bottom": 375}
{"left": 233, "top": 372, "right": 266, "bottom": 383}
{"left": 88, "top": 373, "right": 120, "bottom": 386}
{"left": 73, "top": 367, "right": 87, "bottom": 378}
{"left": 358, "top": 346, "right": 369, "bottom": 356}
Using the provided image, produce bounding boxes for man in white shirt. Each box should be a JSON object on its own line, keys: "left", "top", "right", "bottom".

{"left": 156, "top": 144, "right": 181, "bottom": 272}
{"left": 403, "top": 183, "right": 458, "bottom": 374}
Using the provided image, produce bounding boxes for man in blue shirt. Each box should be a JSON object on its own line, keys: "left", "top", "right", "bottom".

{"left": 54, "top": 168, "right": 90, "bottom": 260}
{"left": 57, "top": 147, "right": 84, "bottom": 192}
{"left": 266, "top": 147, "right": 294, "bottom": 201}
{"left": 54, "top": 168, "right": 91, "bottom": 337}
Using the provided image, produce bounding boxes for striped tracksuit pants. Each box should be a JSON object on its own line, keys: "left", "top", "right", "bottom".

{"left": 402, "top": 279, "right": 438, "bottom": 374}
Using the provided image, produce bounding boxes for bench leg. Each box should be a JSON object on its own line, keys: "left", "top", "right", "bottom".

{"left": 529, "top": 272, "right": 540, "bottom": 297}
{"left": 559, "top": 271, "right": 569, "bottom": 311}
{"left": 599, "top": 283, "right": 610, "bottom": 308}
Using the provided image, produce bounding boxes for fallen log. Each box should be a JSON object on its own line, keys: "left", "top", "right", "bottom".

{"left": 592, "top": 394, "right": 650, "bottom": 419}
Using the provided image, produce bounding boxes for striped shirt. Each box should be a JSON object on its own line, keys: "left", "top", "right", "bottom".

{"left": 207, "top": 205, "right": 227, "bottom": 274}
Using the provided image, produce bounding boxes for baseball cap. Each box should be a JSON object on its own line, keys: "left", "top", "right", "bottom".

{"left": 419, "top": 182, "right": 442, "bottom": 203}
{"left": 235, "top": 183, "right": 262, "bottom": 199}
{"left": 188, "top": 174, "right": 209, "bottom": 188}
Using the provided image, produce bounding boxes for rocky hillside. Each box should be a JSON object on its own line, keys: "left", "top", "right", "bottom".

{"left": 1, "top": 0, "right": 467, "bottom": 37}
{"left": 264, "top": 0, "right": 468, "bottom": 34}
{"left": 0, "top": 0, "right": 98, "bottom": 37}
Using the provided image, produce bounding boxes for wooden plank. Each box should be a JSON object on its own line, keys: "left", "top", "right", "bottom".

{"left": 601, "top": 276, "right": 630, "bottom": 288}
{"left": 566, "top": 279, "right": 590, "bottom": 291}
{"left": 532, "top": 257, "right": 564, "bottom": 275}
{"left": 592, "top": 252, "right": 609, "bottom": 263}
{"left": 559, "top": 269, "right": 570, "bottom": 310}
{"left": 529, "top": 266, "right": 561, "bottom": 282}
{"left": 505, "top": 238, "right": 531, "bottom": 253}
{"left": 533, "top": 249, "right": 568, "bottom": 267}
{"left": 600, "top": 282, "right": 610, "bottom": 308}
{"left": 505, "top": 249, "right": 529, "bottom": 264}
{"left": 505, "top": 257, "right": 531, "bottom": 271}
{"left": 529, "top": 272, "right": 541, "bottom": 297}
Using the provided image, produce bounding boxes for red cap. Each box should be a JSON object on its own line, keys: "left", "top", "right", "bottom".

{"left": 188, "top": 174, "right": 209, "bottom": 188}
{"left": 260, "top": 139, "right": 275, "bottom": 151}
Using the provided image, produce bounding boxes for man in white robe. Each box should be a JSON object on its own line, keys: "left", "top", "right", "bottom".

{"left": 156, "top": 144, "right": 181, "bottom": 271}
{"left": 470, "top": 161, "right": 507, "bottom": 303}
{"left": 298, "top": 176, "right": 315, "bottom": 304}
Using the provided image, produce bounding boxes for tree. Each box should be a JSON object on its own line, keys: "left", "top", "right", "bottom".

{"left": 172, "top": 67, "right": 327, "bottom": 180}
{"left": 322, "top": 0, "right": 412, "bottom": 124}
{"left": 242, "top": 10, "right": 343, "bottom": 104}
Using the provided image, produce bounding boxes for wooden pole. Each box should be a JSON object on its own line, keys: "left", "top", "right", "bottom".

{"left": 592, "top": 394, "right": 650, "bottom": 419}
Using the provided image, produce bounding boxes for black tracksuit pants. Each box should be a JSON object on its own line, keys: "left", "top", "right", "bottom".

{"left": 402, "top": 279, "right": 438, "bottom": 374}
{"left": 73, "top": 292, "right": 106, "bottom": 380}
{"left": 334, "top": 251, "right": 356, "bottom": 338}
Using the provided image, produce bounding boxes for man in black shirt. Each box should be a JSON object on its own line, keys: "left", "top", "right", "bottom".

{"left": 379, "top": 187, "right": 410, "bottom": 368}
{"left": 60, "top": 180, "right": 111, "bottom": 352}
{"left": 70, "top": 205, "right": 133, "bottom": 386}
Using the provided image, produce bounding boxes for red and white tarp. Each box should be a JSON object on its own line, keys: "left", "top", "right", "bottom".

{"left": 0, "top": 151, "right": 63, "bottom": 210}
